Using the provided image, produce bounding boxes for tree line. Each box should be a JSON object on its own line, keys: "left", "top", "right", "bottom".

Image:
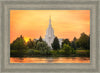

{"left": 10, "top": 32, "right": 90, "bottom": 57}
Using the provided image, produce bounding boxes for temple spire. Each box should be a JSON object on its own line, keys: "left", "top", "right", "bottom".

{"left": 45, "top": 16, "right": 55, "bottom": 49}
{"left": 49, "top": 16, "right": 51, "bottom": 26}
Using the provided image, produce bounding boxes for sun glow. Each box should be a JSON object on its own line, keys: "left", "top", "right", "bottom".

{"left": 24, "top": 37, "right": 30, "bottom": 42}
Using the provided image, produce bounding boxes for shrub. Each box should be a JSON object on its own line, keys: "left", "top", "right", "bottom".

{"left": 10, "top": 50, "right": 18, "bottom": 57}
{"left": 26, "top": 49, "right": 34, "bottom": 56}
{"left": 62, "top": 44, "right": 72, "bottom": 55}
{"left": 36, "top": 41, "right": 51, "bottom": 55}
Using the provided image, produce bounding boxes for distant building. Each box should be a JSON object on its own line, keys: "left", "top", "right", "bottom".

{"left": 34, "top": 17, "right": 63, "bottom": 49}
{"left": 44, "top": 16, "right": 62, "bottom": 49}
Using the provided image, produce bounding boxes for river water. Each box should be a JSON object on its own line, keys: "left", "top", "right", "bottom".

{"left": 10, "top": 57, "right": 90, "bottom": 63}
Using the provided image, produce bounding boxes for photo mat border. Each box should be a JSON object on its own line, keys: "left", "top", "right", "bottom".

{"left": 0, "top": 0, "right": 100, "bottom": 73}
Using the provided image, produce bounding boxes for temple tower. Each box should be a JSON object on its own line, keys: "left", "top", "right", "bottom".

{"left": 44, "top": 16, "right": 55, "bottom": 49}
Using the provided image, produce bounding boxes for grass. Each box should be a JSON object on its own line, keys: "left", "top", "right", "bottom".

{"left": 75, "top": 50, "right": 90, "bottom": 57}
{"left": 10, "top": 49, "right": 90, "bottom": 57}
{"left": 76, "top": 50, "right": 89, "bottom": 53}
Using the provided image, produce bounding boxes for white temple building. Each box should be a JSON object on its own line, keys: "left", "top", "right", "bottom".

{"left": 44, "top": 17, "right": 63, "bottom": 49}
{"left": 34, "top": 17, "right": 63, "bottom": 49}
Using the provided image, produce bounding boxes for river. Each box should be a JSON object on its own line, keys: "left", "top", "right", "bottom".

{"left": 10, "top": 57, "right": 90, "bottom": 63}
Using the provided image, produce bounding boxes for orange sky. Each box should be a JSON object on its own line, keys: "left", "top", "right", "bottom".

{"left": 10, "top": 10, "right": 90, "bottom": 43}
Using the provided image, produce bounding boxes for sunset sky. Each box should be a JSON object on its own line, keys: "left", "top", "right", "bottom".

{"left": 10, "top": 10, "right": 90, "bottom": 43}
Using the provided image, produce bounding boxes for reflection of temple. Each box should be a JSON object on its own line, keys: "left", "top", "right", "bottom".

{"left": 44, "top": 17, "right": 62, "bottom": 49}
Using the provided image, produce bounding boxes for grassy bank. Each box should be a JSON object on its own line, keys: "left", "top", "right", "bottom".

{"left": 10, "top": 50, "right": 90, "bottom": 57}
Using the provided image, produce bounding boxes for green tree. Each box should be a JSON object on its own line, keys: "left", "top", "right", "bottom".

{"left": 76, "top": 33, "right": 90, "bottom": 49}
{"left": 10, "top": 35, "right": 26, "bottom": 57}
{"left": 36, "top": 41, "right": 51, "bottom": 55}
{"left": 71, "top": 37, "right": 77, "bottom": 50}
{"left": 38, "top": 36, "right": 43, "bottom": 42}
{"left": 61, "top": 39, "right": 70, "bottom": 48}
{"left": 26, "top": 39, "right": 36, "bottom": 49}
{"left": 52, "top": 37, "right": 60, "bottom": 50}
{"left": 62, "top": 44, "right": 72, "bottom": 55}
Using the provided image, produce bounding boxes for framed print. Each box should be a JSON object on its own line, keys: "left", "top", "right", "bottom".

{"left": 0, "top": 0, "right": 100, "bottom": 73}
{"left": 10, "top": 10, "right": 90, "bottom": 63}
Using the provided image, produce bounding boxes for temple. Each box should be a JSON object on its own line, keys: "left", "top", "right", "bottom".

{"left": 44, "top": 16, "right": 62, "bottom": 49}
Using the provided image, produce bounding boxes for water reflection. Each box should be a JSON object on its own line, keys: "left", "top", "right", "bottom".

{"left": 10, "top": 57, "right": 90, "bottom": 63}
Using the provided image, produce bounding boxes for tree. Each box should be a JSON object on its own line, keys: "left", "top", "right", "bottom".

{"left": 71, "top": 37, "right": 77, "bottom": 50}
{"left": 76, "top": 33, "right": 90, "bottom": 49}
{"left": 61, "top": 39, "right": 70, "bottom": 48}
{"left": 62, "top": 44, "right": 72, "bottom": 55}
{"left": 10, "top": 35, "right": 26, "bottom": 57}
{"left": 26, "top": 39, "right": 36, "bottom": 49}
{"left": 36, "top": 41, "right": 51, "bottom": 55}
{"left": 52, "top": 37, "right": 60, "bottom": 50}
{"left": 38, "top": 36, "right": 43, "bottom": 42}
